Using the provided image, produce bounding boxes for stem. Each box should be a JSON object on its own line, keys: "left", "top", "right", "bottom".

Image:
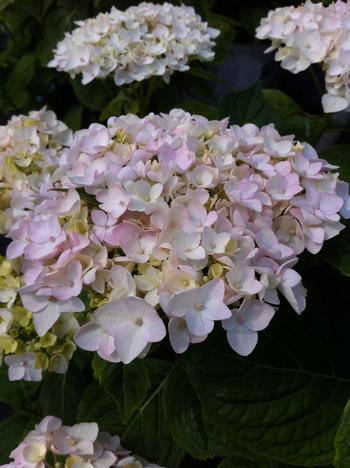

{"left": 144, "top": 76, "right": 158, "bottom": 113}
{"left": 138, "top": 76, "right": 159, "bottom": 116}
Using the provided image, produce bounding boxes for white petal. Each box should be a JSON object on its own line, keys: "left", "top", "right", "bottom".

{"left": 33, "top": 303, "right": 61, "bottom": 337}
{"left": 114, "top": 323, "right": 147, "bottom": 364}
{"left": 168, "top": 318, "right": 190, "bottom": 354}
{"left": 226, "top": 327, "right": 258, "bottom": 356}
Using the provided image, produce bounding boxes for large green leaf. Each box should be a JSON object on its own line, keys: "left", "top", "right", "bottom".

{"left": 164, "top": 358, "right": 216, "bottom": 460}
{"left": 219, "top": 82, "right": 279, "bottom": 127}
{"left": 263, "top": 89, "right": 301, "bottom": 119}
{"left": 122, "top": 359, "right": 184, "bottom": 467}
{"left": 39, "top": 361, "right": 86, "bottom": 424}
{"left": 72, "top": 77, "right": 115, "bottom": 111}
{"left": 92, "top": 356, "right": 151, "bottom": 424}
{"left": 80, "top": 358, "right": 184, "bottom": 467}
{"left": 99, "top": 91, "right": 139, "bottom": 121}
{"left": 6, "top": 54, "right": 36, "bottom": 107}
{"left": 334, "top": 398, "right": 350, "bottom": 467}
{"left": 322, "top": 226, "right": 350, "bottom": 277}
{"left": 0, "top": 0, "right": 14, "bottom": 12}
{"left": 263, "top": 88, "right": 326, "bottom": 145}
{"left": 218, "top": 449, "right": 280, "bottom": 468}
{"left": 165, "top": 259, "right": 350, "bottom": 466}
{"left": 0, "top": 366, "right": 40, "bottom": 410}
{"left": 77, "top": 382, "right": 123, "bottom": 434}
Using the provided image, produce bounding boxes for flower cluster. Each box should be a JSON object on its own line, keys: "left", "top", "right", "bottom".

{"left": 1, "top": 416, "right": 161, "bottom": 467}
{"left": 0, "top": 256, "right": 78, "bottom": 381}
{"left": 0, "top": 108, "right": 71, "bottom": 234}
{"left": 48, "top": 2, "right": 219, "bottom": 86}
{"left": 4, "top": 108, "right": 349, "bottom": 372}
{"left": 256, "top": 0, "right": 350, "bottom": 113}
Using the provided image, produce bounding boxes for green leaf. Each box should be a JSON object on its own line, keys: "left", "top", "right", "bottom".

{"left": 217, "top": 445, "right": 287, "bottom": 467}
{"left": 207, "top": 13, "right": 237, "bottom": 64}
{"left": 39, "top": 362, "right": 86, "bottom": 424}
{"left": 92, "top": 356, "right": 151, "bottom": 424}
{"left": 72, "top": 78, "right": 115, "bottom": 111}
{"left": 0, "top": 414, "right": 38, "bottom": 464}
{"left": 176, "top": 101, "right": 219, "bottom": 120}
{"left": 218, "top": 454, "right": 278, "bottom": 468}
{"left": 164, "top": 358, "right": 215, "bottom": 460}
{"left": 0, "top": 366, "right": 40, "bottom": 409}
{"left": 186, "top": 343, "right": 350, "bottom": 466}
{"left": 187, "top": 67, "right": 232, "bottom": 91}
{"left": 100, "top": 91, "right": 139, "bottom": 121}
{"left": 334, "top": 397, "right": 350, "bottom": 467}
{"left": 63, "top": 105, "right": 83, "bottom": 131}
{"left": 6, "top": 54, "right": 35, "bottom": 107}
{"left": 220, "top": 82, "right": 279, "bottom": 127}
{"left": 322, "top": 226, "right": 350, "bottom": 277}
{"left": 0, "top": 0, "right": 14, "bottom": 12}
{"left": 167, "top": 259, "right": 350, "bottom": 466}
{"left": 122, "top": 359, "right": 184, "bottom": 467}
{"left": 263, "top": 89, "right": 301, "bottom": 119}
{"left": 320, "top": 144, "right": 350, "bottom": 184}
{"left": 77, "top": 382, "right": 123, "bottom": 434}
{"left": 85, "top": 358, "right": 183, "bottom": 467}
{"left": 283, "top": 114, "right": 326, "bottom": 146}
{"left": 76, "top": 188, "right": 99, "bottom": 207}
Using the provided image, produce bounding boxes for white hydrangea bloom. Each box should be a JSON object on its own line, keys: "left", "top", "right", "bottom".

{"left": 256, "top": 0, "right": 350, "bottom": 113}
{"left": 48, "top": 2, "right": 220, "bottom": 86}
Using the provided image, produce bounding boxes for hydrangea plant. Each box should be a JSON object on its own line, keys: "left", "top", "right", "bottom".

{"left": 1, "top": 1, "right": 350, "bottom": 468}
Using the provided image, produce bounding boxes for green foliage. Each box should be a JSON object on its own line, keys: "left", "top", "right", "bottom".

{"left": 39, "top": 360, "right": 87, "bottom": 424}
{"left": 335, "top": 398, "right": 350, "bottom": 467}
{"left": 79, "top": 357, "right": 184, "bottom": 467}
{"left": 163, "top": 261, "right": 350, "bottom": 466}
{"left": 220, "top": 82, "right": 278, "bottom": 127}
{"left": 322, "top": 226, "right": 350, "bottom": 277}
{"left": 0, "top": 366, "right": 40, "bottom": 409}
{"left": 321, "top": 144, "right": 350, "bottom": 184}
{"left": 1, "top": 1, "right": 350, "bottom": 467}
{"left": 220, "top": 83, "right": 330, "bottom": 146}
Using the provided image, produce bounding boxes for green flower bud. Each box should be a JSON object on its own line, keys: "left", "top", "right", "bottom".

{"left": 39, "top": 333, "right": 57, "bottom": 348}
{"left": 0, "top": 335, "right": 17, "bottom": 353}
{"left": 35, "top": 352, "right": 49, "bottom": 370}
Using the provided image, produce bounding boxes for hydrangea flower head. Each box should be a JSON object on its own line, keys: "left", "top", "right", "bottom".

{"left": 3, "top": 109, "right": 350, "bottom": 378}
{"left": 48, "top": 2, "right": 220, "bottom": 86}
{"left": 256, "top": 0, "right": 350, "bottom": 113}
{"left": 1, "top": 416, "right": 162, "bottom": 468}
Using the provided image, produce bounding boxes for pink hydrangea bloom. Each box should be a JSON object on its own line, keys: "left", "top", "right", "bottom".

{"left": 3, "top": 109, "right": 349, "bottom": 371}
{"left": 1, "top": 416, "right": 162, "bottom": 468}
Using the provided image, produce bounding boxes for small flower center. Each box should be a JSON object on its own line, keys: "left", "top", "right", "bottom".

{"left": 194, "top": 303, "right": 203, "bottom": 311}
{"left": 237, "top": 315, "right": 245, "bottom": 325}
{"left": 134, "top": 317, "right": 143, "bottom": 326}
